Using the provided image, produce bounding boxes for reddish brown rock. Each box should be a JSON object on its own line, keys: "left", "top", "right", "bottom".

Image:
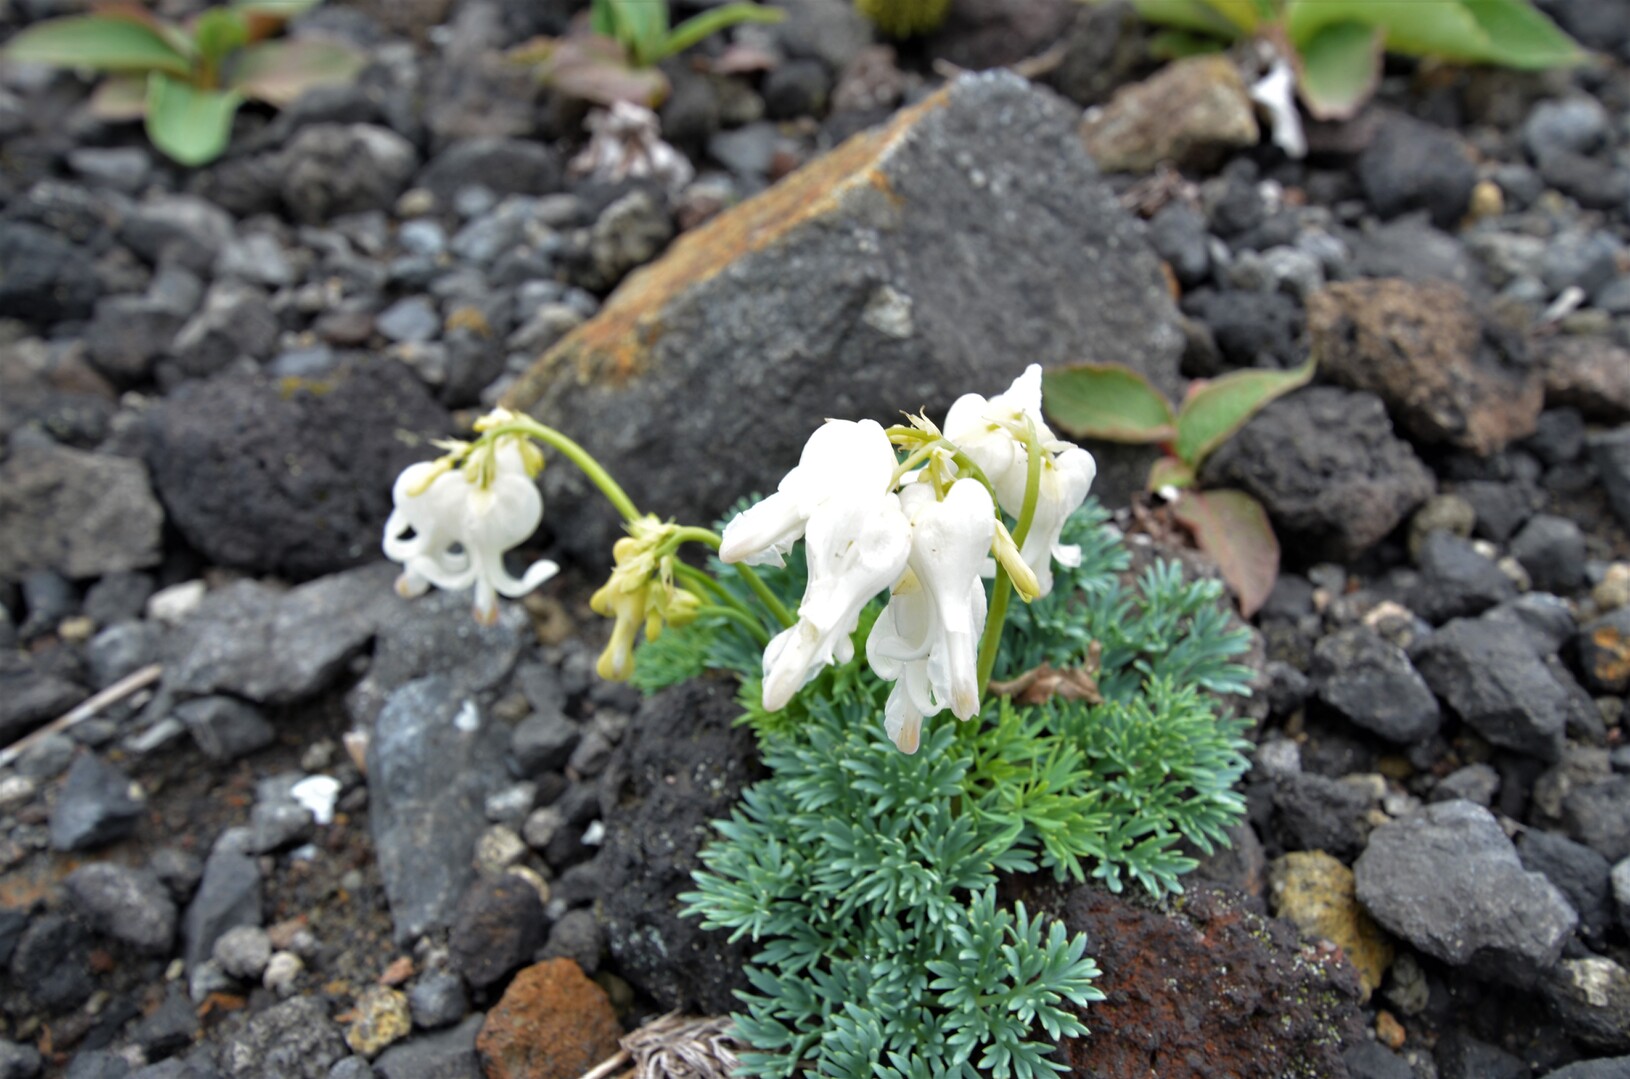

{"left": 476, "top": 959, "right": 622, "bottom": 1079}
{"left": 1307, "top": 278, "right": 1542, "bottom": 455}
{"left": 1058, "top": 884, "right": 1365, "bottom": 1079}
{"left": 1539, "top": 335, "right": 1630, "bottom": 421}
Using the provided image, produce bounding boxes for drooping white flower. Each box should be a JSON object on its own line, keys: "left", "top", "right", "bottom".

{"left": 866, "top": 479, "right": 995, "bottom": 753}
{"left": 720, "top": 418, "right": 900, "bottom": 568}
{"left": 760, "top": 490, "right": 911, "bottom": 711}
{"left": 382, "top": 441, "right": 559, "bottom": 625}
{"left": 942, "top": 364, "right": 1096, "bottom": 597}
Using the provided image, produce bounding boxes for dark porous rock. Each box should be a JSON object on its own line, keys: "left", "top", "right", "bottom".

{"left": 1539, "top": 957, "right": 1630, "bottom": 1053}
{"left": 510, "top": 710, "right": 580, "bottom": 778}
{"left": 1511, "top": 515, "right": 1587, "bottom": 595}
{"left": 64, "top": 1049, "right": 131, "bottom": 1079}
{"left": 0, "top": 1041, "right": 42, "bottom": 1079}
{"left": 164, "top": 564, "right": 401, "bottom": 705}
{"left": 1563, "top": 776, "right": 1630, "bottom": 863}
{"left": 248, "top": 800, "right": 315, "bottom": 854}
{"left": 1540, "top": 152, "right": 1630, "bottom": 211}
{"left": 10, "top": 913, "right": 95, "bottom": 1011}
{"left": 175, "top": 696, "right": 275, "bottom": 762}
{"left": 1541, "top": 338, "right": 1630, "bottom": 422}
{"left": 1344, "top": 1042, "right": 1414, "bottom": 1079}
{"left": 1180, "top": 287, "right": 1303, "bottom": 372}
{"left": 132, "top": 987, "right": 200, "bottom": 1059}
{"left": 1524, "top": 96, "right": 1609, "bottom": 162}
{"left": 1272, "top": 772, "right": 1375, "bottom": 859}
{"left": 1579, "top": 607, "right": 1630, "bottom": 694}
{"left": 599, "top": 678, "right": 764, "bottom": 1013}
{"left": 84, "top": 572, "right": 156, "bottom": 627}
{"left": 1486, "top": 592, "right": 1576, "bottom": 656}
{"left": 370, "top": 676, "right": 511, "bottom": 945}
{"left": 0, "top": 220, "right": 99, "bottom": 325}
{"left": 65, "top": 862, "right": 177, "bottom": 955}
{"left": 1078, "top": 54, "right": 1258, "bottom": 174}
{"left": 406, "top": 972, "right": 467, "bottom": 1031}
{"left": 1434, "top": 1029, "right": 1527, "bottom": 1079}
{"left": 168, "top": 282, "right": 280, "bottom": 380}
{"left": 1433, "top": 763, "right": 1500, "bottom": 806}
{"left": 121, "top": 194, "right": 234, "bottom": 271}
{"left": 345, "top": 589, "right": 527, "bottom": 728}
{"left": 1308, "top": 279, "right": 1541, "bottom": 455}
{"left": 504, "top": 72, "right": 1185, "bottom": 560}
{"left": 1528, "top": 406, "right": 1587, "bottom": 465}
{"left": 85, "top": 621, "right": 164, "bottom": 689}
{"left": 182, "top": 830, "right": 263, "bottom": 971}
{"left": 50, "top": 752, "right": 144, "bottom": 852}
{"left": 84, "top": 294, "right": 190, "bottom": 387}
{"left": 449, "top": 874, "right": 546, "bottom": 991}
{"left": 1057, "top": 883, "right": 1363, "bottom": 1077}
{"left": 1411, "top": 530, "right": 1518, "bottom": 623}
{"left": 1520, "top": 829, "right": 1614, "bottom": 949}
{"left": 1346, "top": 214, "right": 1481, "bottom": 291}
{"left": 1201, "top": 386, "right": 1435, "bottom": 561}
{"left": 1539, "top": 1059, "right": 1630, "bottom": 1079}
{"left": 1412, "top": 617, "right": 1569, "bottom": 761}
{"left": 539, "top": 907, "right": 603, "bottom": 976}
{"left": 374, "top": 1014, "right": 483, "bottom": 1079}
{"left": 1592, "top": 425, "right": 1630, "bottom": 532}
{"left": 0, "top": 657, "right": 84, "bottom": 746}
{"left": 764, "top": 58, "right": 830, "bottom": 120}
{"left": 0, "top": 444, "right": 164, "bottom": 583}
{"left": 1354, "top": 800, "right": 1576, "bottom": 987}
{"left": 1457, "top": 477, "right": 1542, "bottom": 543}
{"left": 217, "top": 996, "right": 348, "bottom": 1079}
{"left": 1358, "top": 113, "right": 1478, "bottom": 229}
{"left": 1312, "top": 626, "right": 1440, "bottom": 744}
{"left": 1147, "top": 202, "right": 1210, "bottom": 288}
{"left": 278, "top": 124, "right": 420, "bottom": 225}
{"left": 416, "top": 137, "right": 562, "bottom": 204}
{"left": 145, "top": 358, "right": 450, "bottom": 581}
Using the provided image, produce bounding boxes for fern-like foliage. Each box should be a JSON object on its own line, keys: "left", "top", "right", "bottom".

{"left": 663, "top": 502, "right": 1255, "bottom": 1077}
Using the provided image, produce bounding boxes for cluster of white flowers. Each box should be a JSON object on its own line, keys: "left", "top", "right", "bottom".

{"left": 382, "top": 431, "right": 559, "bottom": 626}
{"left": 720, "top": 365, "right": 1096, "bottom": 753}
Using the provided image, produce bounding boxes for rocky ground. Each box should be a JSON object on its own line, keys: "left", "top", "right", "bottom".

{"left": 4, "top": 0, "right": 1630, "bottom": 1077}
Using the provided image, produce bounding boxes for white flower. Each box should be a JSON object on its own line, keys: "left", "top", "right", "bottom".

{"left": 382, "top": 441, "right": 559, "bottom": 625}
{"left": 760, "top": 490, "right": 911, "bottom": 711}
{"left": 866, "top": 479, "right": 995, "bottom": 753}
{"left": 720, "top": 418, "right": 900, "bottom": 568}
{"left": 942, "top": 364, "right": 1096, "bottom": 597}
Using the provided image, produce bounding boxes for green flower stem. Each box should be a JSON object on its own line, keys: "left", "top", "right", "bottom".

{"left": 693, "top": 603, "right": 771, "bottom": 647}
{"left": 975, "top": 425, "right": 1043, "bottom": 692}
{"left": 674, "top": 562, "right": 759, "bottom": 628}
{"left": 489, "top": 419, "right": 641, "bottom": 523}
{"left": 662, "top": 526, "right": 796, "bottom": 631}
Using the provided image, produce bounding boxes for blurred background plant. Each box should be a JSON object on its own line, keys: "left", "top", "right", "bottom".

{"left": 1, "top": 0, "right": 362, "bottom": 165}
{"left": 509, "top": 0, "right": 783, "bottom": 109}
{"left": 1041, "top": 360, "right": 1314, "bottom": 617}
{"left": 853, "top": 0, "right": 952, "bottom": 39}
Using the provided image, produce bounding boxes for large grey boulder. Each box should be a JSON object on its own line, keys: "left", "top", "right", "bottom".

{"left": 504, "top": 71, "right": 1184, "bottom": 562}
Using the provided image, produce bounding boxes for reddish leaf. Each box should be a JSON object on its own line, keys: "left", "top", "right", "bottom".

{"left": 231, "top": 39, "right": 364, "bottom": 106}
{"left": 1147, "top": 455, "right": 1196, "bottom": 492}
{"left": 1172, "top": 488, "right": 1280, "bottom": 617}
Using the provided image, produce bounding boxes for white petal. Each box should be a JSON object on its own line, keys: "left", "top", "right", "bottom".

{"left": 883, "top": 680, "right": 924, "bottom": 755}
{"left": 909, "top": 480, "right": 994, "bottom": 720}
{"left": 719, "top": 491, "right": 803, "bottom": 567}
{"left": 1019, "top": 446, "right": 1096, "bottom": 598}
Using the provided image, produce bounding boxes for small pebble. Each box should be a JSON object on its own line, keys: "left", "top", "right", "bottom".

{"left": 1376, "top": 1010, "right": 1406, "bottom": 1050}
{"left": 214, "top": 925, "right": 272, "bottom": 981}
{"left": 263, "top": 951, "right": 303, "bottom": 996}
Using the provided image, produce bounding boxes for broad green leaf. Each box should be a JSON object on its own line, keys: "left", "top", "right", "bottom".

{"left": 1174, "top": 358, "right": 1313, "bottom": 467}
{"left": 1285, "top": 0, "right": 1482, "bottom": 60}
{"left": 1172, "top": 489, "right": 1280, "bottom": 617}
{"left": 231, "top": 39, "right": 364, "bottom": 106}
{"left": 1148, "top": 455, "right": 1196, "bottom": 491}
{"left": 193, "top": 7, "right": 250, "bottom": 68}
{"left": 1296, "top": 20, "right": 1382, "bottom": 120}
{"left": 91, "top": 3, "right": 198, "bottom": 58}
{"left": 1042, "top": 364, "right": 1177, "bottom": 445}
{"left": 232, "top": 0, "right": 323, "bottom": 16}
{"left": 1130, "top": 0, "right": 1247, "bottom": 38}
{"left": 1462, "top": 0, "right": 1584, "bottom": 69}
{"left": 605, "top": 0, "right": 668, "bottom": 63}
{"left": 1147, "top": 28, "right": 1230, "bottom": 60}
{"left": 4, "top": 16, "right": 192, "bottom": 77}
{"left": 654, "top": 3, "right": 787, "bottom": 64}
{"left": 88, "top": 73, "right": 149, "bottom": 119}
{"left": 145, "top": 72, "right": 242, "bottom": 165}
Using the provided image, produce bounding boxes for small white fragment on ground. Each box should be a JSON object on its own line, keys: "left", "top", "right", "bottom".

{"left": 453, "top": 699, "right": 480, "bottom": 733}
{"left": 1249, "top": 56, "right": 1306, "bottom": 160}
{"left": 147, "top": 579, "right": 207, "bottom": 625}
{"left": 290, "top": 774, "right": 341, "bottom": 826}
{"left": 581, "top": 820, "right": 606, "bottom": 847}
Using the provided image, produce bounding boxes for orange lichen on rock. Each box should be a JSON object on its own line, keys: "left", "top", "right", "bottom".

{"left": 501, "top": 88, "right": 939, "bottom": 410}
{"left": 476, "top": 958, "right": 623, "bottom": 1079}
{"left": 1589, "top": 624, "right": 1630, "bottom": 687}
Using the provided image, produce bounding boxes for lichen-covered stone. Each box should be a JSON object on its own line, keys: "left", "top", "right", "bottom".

{"left": 1269, "top": 851, "right": 1394, "bottom": 1001}
{"left": 505, "top": 71, "right": 1184, "bottom": 560}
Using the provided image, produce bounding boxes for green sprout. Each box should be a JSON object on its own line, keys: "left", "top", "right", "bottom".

{"left": 510, "top": 0, "right": 785, "bottom": 109}
{"left": 4, "top": 0, "right": 364, "bottom": 167}
{"left": 1041, "top": 359, "right": 1314, "bottom": 616}
{"left": 1124, "top": 0, "right": 1583, "bottom": 122}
